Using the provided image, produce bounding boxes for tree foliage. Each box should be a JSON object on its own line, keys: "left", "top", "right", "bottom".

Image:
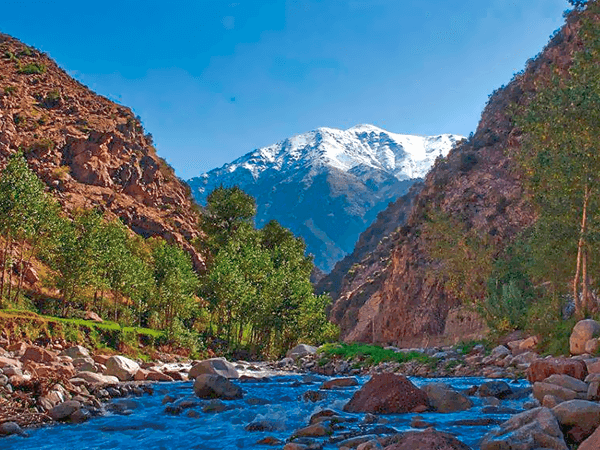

{"left": 515, "top": 6, "right": 600, "bottom": 317}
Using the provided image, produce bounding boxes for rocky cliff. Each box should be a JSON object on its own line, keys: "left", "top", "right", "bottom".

{"left": 329, "top": 8, "right": 590, "bottom": 346}
{"left": 0, "top": 34, "right": 204, "bottom": 269}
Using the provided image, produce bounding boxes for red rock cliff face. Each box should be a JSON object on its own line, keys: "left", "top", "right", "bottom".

{"left": 0, "top": 34, "right": 204, "bottom": 269}
{"left": 331, "top": 10, "right": 590, "bottom": 346}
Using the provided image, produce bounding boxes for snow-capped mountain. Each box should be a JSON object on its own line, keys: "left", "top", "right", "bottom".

{"left": 188, "top": 125, "right": 463, "bottom": 272}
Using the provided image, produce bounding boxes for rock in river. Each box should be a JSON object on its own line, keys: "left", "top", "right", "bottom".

{"left": 343, "top": 373, "right": 428, "bottom": 414}
{"left": 193, "top": 374, "right": 243, "bottom": 400}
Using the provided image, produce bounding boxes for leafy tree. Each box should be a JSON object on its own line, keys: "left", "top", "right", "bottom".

{"left": 149, "top": 238, "right": 199, "bottom": 334}
{"left": 48, "top": 209, "right": 104, "bottom": 315}
{"left": 0, "top": 152, "right": 60, "bottom": 304}
{"left": 199, "top": 185, "right": 256, "bottom": 253}
{"left": 516, "top": 8, "right": 600, "bottom": 316}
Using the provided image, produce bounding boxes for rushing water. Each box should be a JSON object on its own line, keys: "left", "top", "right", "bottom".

{"left": 2, "top": 374, "right": 530, "bottom": 450}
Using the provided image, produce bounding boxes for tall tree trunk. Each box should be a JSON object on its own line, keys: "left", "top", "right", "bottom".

{"left": 0, "top": 237, "right": 12, "bottom": 300}
{"left": 12, "top": 238, "right": 27, "bottom": 303}
{"left": 574, "top": 185, "right": 590, "bottom": 318}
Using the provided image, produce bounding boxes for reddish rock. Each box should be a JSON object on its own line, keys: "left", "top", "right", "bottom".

{"left": 383, "top": 429, "right": 471, "bottom": 450}
{"left": 145, "top": 370, "right": 174, "bottom": 382}
{"left": 579, "top": 426, "right": 600, "bottom": 450}
{"left": 84, "top": 311, "right": 103, "bottom": 322}
{"left": 93, "top": 354, "right": 111, "bottom": 365}
{"left": 321, "top": 377, "right": 359, "bottom": 389}
{"left": 21, "top": 345, "right": 56, "bottom": 364}
{"left": 527, "top": 358, "right": 588, "bottom": 383}
{"left": 343, "top": 373, "right": 428, "bottom": 414}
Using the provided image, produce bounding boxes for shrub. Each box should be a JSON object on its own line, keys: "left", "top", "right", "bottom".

{"left": 18, "top": 63, "right": 46, "bottom": 75}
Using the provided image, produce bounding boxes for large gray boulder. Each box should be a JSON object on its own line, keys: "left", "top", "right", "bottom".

{"left": 193, "top": 374, "right": 243, "bottom": 400}
{"left": 570, "top": 319, "right": 600, "bottom": 355}
{"left": 105, "top": 355, "right": 140, "bottom": 381}
{"left": 544, "top": 374, "right": 588, "bottom": 394}
{"left": 480, "top": 407, "right": 567, "bottom": 450}
{"left": 189, "top": 358, "right": 239, "bottom": 379}
{"left": 553, "top": 400, "right": 600, "bottom": 444}
{"left": 286, "top": 344, "right": 317, "bottom": 359}
{"left": 422, "top": 383, "right": 473, "bottom": 413}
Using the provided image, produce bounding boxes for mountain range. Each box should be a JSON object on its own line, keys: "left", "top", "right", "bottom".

{"left": 188, "top": 125, "right": 463, "bottom": 272}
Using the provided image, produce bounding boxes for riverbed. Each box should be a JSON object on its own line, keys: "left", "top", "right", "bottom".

{"left": 1, "top": 374, "right": 531, "bottom": 450}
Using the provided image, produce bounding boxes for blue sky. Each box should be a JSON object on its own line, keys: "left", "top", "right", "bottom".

{"left": 2, "top": 0, "right": 570, "bottom": 178}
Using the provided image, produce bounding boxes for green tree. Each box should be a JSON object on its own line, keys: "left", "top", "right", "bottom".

{"left": 199, "top": 185, "right": 256, "bottom": 253}
{"left": 0, "top": 152, "right": 60, "bottom": 304}
{"left": 149, "top": 239, "right": 199, "bottom": 333}
{"left": 516, "top": 8, "right": 600, "bottom": 316}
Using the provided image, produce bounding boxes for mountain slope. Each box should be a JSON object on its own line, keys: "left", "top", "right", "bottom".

{"left": 328, "top": 7, "right": 590, "bottom": 346}
{"left": 0, "top": 34, "right": 204, "bottom": 269}
{"left": 188, "top": 125, "right": 462, "bottom": 272}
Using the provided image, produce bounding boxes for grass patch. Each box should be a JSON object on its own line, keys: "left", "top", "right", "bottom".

{"left": 0, "top": 309, "right": 165, "bottom": 357}
{"left": 320, "top": 342, "right": 433, "bottom": 366}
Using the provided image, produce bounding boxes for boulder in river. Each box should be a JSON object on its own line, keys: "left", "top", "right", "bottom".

{"left": 48, "top": 400, "right": 82, "bottom": 421}
{"left": 422, "top": 383, "right": 472, "bottom": 413}
{"left": 189, "top": 358, "right": 239, "bottom": 379}
{"left": 477, "top": 381, "right": 512, "bottom": 399}
{"left": 343, "top": 373, "right": 428, "bottom": 414}
{"left": 383, "top": 429, "right": 471, "bottom": 450}
{"left": 480, "top": 406, "right": 567, "bottom": 450}
{"left": 193, "top": 374, "right": 243, "bottom": 400}
{"left": 321, "top": 377, "right": 358, "bottom": 389}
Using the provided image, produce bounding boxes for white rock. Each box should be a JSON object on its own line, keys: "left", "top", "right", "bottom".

{"left": 105, "top": 356, "right": 140, "bottom": 381}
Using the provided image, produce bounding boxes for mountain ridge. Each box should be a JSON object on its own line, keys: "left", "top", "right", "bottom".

{"left": 188, "top": 125, "right": 462, "bottom": 272}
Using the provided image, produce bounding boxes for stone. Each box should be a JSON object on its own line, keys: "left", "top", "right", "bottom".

{"left": 343, "top": 373, "right": 428, "bottom": 414}
{"left": 570, "top": 319, "right": 600, "bottom": 355}
{"left": 21, "top": 345, "right": 55, "bottom": 364}
{"left": 193, "top": 374, "right": 243, "bottom": 400}
{"left": 480, "top": 407, "right": 567, "bottom": 450}
{"left": 586, "top": 339, "right": 600, "bottom": 355}
{"left": 477, "top": 381, "right": 512, "bottom": 399}
{"left": 105, "top": 355, "right": 140, "bottom": 381}
{"left": 0, "top": 421, "right": 26, "bottom": 436}
{"left": 256, "top": 437, "right": 284, "bottom": 446}
{"left": 245, "top": 420, "right": 279, "bottom": 432}
{"left": 545, "top": 374, "right": 588, "bottom": 393}
{"left": 383, "top": 429, "right": 471, "bottom": 450}
{"left": 145, "top": 370, "right": 174, "bottom": 382}
{"left": 519, "top": 336, "right": 540, "bottom": 351}
{"left": 49, "top": 400, "right": 81, "bottom": 421}
{"left": 579, "top": 426, "right": 600, "bottom": 450}
{"left": 410, "top": 416, "right": 434, "bottom": 428}
{"left": 283, "top": 444, "right": 307, "bottom": 450}
{"left": 293, "top": 423, "right": 331, "bottom": 437}
{"left": 588, "top": 381, "right": 600, "bottom": 400}
{"left": 134, "top": 368, "right": 149, "bottom": 381}
{"left": 533, "top": 382, "right": 577, "bottom": 403}
{"left": 286, "top": 344, "right": 318, "bottom": 359}
{"left": 490, "top": 345, "right": 511, "bottom": 358}
{"left": 543, "top": 395, "right": 560, "bottom": 409}
{"left": 422, "top": 383, "right": 472, "bottom": 413}
{"left": 358, "top": 441, "right": 382, "bottom": 450}
{"left": 527, "top": 358, "right": 588, "bottom": 383}
{"left": 84, "top": 311, "right": 103, "bottom": 322}
{"left": 73, "top": 371, "right": 119, "bottom": 385}
{"left": 553, "top": 400, "right": 600, "bottom": 444}
{"left": 0, "top": 356, "right": 20, "bottom": 369}
{"left": 202, "top": 399, "right": 228, "bottom": 413}
{"left": 320, "top": 377, "right": 358, "bottom": 389}
{"left": 189, "top": 358, "right": 239, "bottom": 379}
{"left": 303, "top": 390, "right": 326, "bottom": 402}
{"left": 309, "top": 409, "right": 338, "bottom": 424}
{"left": 60, "top": 345, "right": 90, "bottom": 359}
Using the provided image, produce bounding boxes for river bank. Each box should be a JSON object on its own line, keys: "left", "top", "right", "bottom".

{"left": 3, "top": 320, "right": 600, "bottom": 448}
